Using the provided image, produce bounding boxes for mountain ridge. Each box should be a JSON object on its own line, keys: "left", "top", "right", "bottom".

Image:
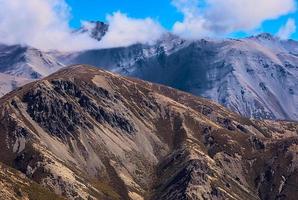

{"left": 66, "top": 34, "right": 298, "bottom": 120}
{"left": 0, "top": 64, "right": 297, "bottom": 199}
{"left": 0, "top": 30, "right": 297, "bottom": 121}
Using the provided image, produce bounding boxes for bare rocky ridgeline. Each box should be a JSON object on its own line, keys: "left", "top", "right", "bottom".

{"left": 0, "top": 65, "right": 297, "bottom": 200}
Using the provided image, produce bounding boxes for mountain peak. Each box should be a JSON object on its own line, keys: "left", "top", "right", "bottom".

{"left": 75, "top": 21, "right": 109, "bottom": 41}
{"left": 252, "top": 32, "right": 277, "bottom": 41}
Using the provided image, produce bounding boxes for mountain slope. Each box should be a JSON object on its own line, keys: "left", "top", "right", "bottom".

{"left": 66, "top": 34, "right": 298, "bottom": 120}
{"left": 0, "top": 65, "right": 297, "bottom": 200}
{"left": 0, "top": 44, "right": 64, "bottom": 79}
{"left": 0, "top": 73, "right": 31, "bottom": 96}
{"left": 0, "top": 162, "right": 64, "bottom": 200}
{"left": 0, "top": 32, "right": 297, "bottom": 121}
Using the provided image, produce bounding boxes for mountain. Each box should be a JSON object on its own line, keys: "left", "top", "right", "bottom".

{"left": 62, "top": 33, "right": 188, "bottom": 73}
{"left": 0, "top": 31, "right": 297, "bottom": 121}
{"left": 0, "top": 65, "right": 297, "bottom": 200}
{"left": 0, "top": 44, "right": 65, "bottom": 97}
{"left": 0, "top": 21, "right": 108, "bottom": 97}
{"left": 65, "top": 33, "right": 298, "bottom": 121}
{"left": 0, "top": 44, "right": 64, "bottom": 79}
{"left": 0, "top": 72, "right": 31, "bottom": 96}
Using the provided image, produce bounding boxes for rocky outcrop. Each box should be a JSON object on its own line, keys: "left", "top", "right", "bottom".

{"left": 0, "top": 162, "right": 64, "bottom": 200}
{"left": 0, "top": 65, "right": 297, "bottom": 200}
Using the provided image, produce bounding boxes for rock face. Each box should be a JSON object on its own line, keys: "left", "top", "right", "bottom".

{"left": 0, "top": 65, "right": 297, "bottom": 200}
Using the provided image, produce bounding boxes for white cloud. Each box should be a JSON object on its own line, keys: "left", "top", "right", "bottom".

{"left": 0, "top": 0, "right": 99, "bottom": 51}
{"left": 277, "top": 18, "right": 296, "bottom": 39}
{"left": 99, "top": 12, "right": 165, "bottom": 48}
{"left": 0, "top": 0, "right": 295, "bottom": 51}
{"left": 172, "top": 0, "right": 296, "bottom": 39}
{"left": 0, "top": 1, "right": 164, "bottom": 51}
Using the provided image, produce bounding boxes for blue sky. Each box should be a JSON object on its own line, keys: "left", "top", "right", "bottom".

{"left": 66, "top": 0, "right": 183, "bottom": 29}
{"left": 66, "top": 0, "right": 298, "bottom": 39}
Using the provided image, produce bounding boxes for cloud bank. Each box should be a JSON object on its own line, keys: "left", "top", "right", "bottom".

{"left": 277, "top": 18, "right": 296, "bottom": 40}
{"left": 172, "top": 0, "right": 297, "bottom": 39}
{"left": 0, "top": 0, "right": 165, "bottom": 51}
{"left": 0, "top": 0, "right": 99, "bottom": 51}
{"left": 99, "top": 12, "right": 165, "bottom": 48}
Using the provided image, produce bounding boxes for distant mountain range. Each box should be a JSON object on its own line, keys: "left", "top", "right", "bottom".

{"left": 0, "top": 21, "right": 297, "bottom": 121}
{"left": 1, "top": 65, "right": 297, "bottom": 200}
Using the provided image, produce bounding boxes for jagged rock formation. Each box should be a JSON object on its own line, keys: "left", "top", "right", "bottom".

{"left": 0, "top": 65, "right": 297, "bottom": 200}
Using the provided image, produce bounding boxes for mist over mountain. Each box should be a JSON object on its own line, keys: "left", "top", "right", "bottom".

{"left": 0, "top": 22, "right": 297, "bottom": 121}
